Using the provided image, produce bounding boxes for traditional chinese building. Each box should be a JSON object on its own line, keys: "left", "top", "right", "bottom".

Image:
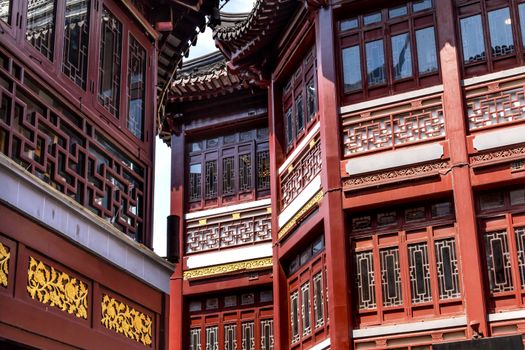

{"left": 0, "top": 0, "right": 215, "bottom": 348}
{"left": 165, "top": 0, "right": 525, "bottom": 349}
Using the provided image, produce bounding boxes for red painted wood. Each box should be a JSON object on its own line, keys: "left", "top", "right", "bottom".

{"left": 316, "top": 6, "right": 353, "bottom": 349}
{"left": 437, "top": 0, "right": 489, "bottom": 338}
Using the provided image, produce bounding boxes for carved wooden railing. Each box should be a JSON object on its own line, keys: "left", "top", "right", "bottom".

{"left": 280, "top": 136, "right": 322, "bottom": 209}
{"left": 342, "top": 96, "right": 445, "bottom": 157}
{"left": 465, "top": 78, "right": 525, "bottom": 131}
{"left": 185, "top": 210, "right": 271, "bottom": 254}
{"left": 0, "top": 51, "right": 147, "bottom": 241}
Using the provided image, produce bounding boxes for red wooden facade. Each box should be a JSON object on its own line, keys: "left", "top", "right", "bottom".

{"left": 166, "top": 0, "right": 525, "bottom": 349}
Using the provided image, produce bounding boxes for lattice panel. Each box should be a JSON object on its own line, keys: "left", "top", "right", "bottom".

{"left": 408, "top": 243, "right": 432, "bottom": 304}
{"left": 380, "top": 247, "right": 403, "bottom": 307}
{"left": 485, "top": 231, "right": 514, "bottom": 293}
{"left": 301, "top": 282, "right": 311, "bottom": 337}
{"left": 186, "top": 213, "right": 271, "bottom": 253}
{"left": 515, "top": 227, "right": 525, "bottom": 288}
{"left": 313, "top": 271, "right": 325, "bottom": 328}
{"left": 224, "top": 324, "right": 237, "bottom": 350}
{"left": 26, "top": 0, "right": 55, "bottom": 60}
{"left": 190, "top": 328, "right": 202, "bottom": 350}
{"left": 62, "top": 0, "right": 90, "bottom": 89}
{"left": 434, "top": 238, "right": 461, "bottom": 300}
{"left": 205, "top": 326, "right": 218, "bottom": 350}
{"left": 467, "top": 86, "right": 525, "bottom": 130}
{"left": 260, "top": 319, "right": 274, "bottom": 350}
{"left": 241, "top": 322, "right": 255, "bottom": 350}
{"left": 280, "top": 140, "right": 321, "bottom": 209}
{"left": 0, "top": 62, "right": 146, "bottom": 241}
{"left": 355, "top": 250, "right": 376, "bottom": 310}
{"left": 290, "top": 291, "right": 300, "bottom": 344}
{"left": 342, "top": 102, "right": 445, "bottom": 156}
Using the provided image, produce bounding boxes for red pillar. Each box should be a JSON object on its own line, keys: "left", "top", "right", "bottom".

{"left": 316, "top": 6, "right": 353, "bottom": 349}
{"left": 169, "top": 131, "right": 186, "bottom": 350}
{"left": 268, "top": 78, "right": 289, "bottom": 349}
{"left": 436, "top": 0, "right": 488, "bottom": 338}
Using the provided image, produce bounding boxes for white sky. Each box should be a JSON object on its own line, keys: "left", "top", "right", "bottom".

{"left": 152, "top": 0, "right": 256, "bottom": 256}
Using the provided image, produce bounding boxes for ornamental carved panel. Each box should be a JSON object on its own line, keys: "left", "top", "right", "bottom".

{"left": 466, "top": 84, "right": 525, "bottom": 131}
{"left": 280, "top": 139, "right": 322, "bottom": 209}
{"left": 27, "top": 256, "right": 88, "bottom": 319}
{"left": 101, "top": 294, "right": 153, "bottom": 346}
{"left": 342, "top": 97, "right": 445, "bottom": 156}
{"left": 0, "top": 52, "right": 147, "bottom": 241}
{"left": 186, "top": 212, "right": 271, "bottom": 254}
{"left": 0, "top": 242, "right": 9, "bottom": 288}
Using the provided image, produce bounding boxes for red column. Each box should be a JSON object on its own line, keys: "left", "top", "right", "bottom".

{"left": 316, "top": 6, "right": 353, "bottom": 349}
{"left": 169, "top": 131, "right": 186, "bottom": 350}
{"left": 268, "top": 79, "right": 289, "bottom": 349}
{"left": 436, "top": 0, "right": 488, "bottom": 338}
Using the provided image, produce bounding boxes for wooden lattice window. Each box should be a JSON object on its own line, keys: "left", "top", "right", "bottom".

{"left": 62, "top": 0, "right": 90, "bottom": 89}
{"left": 351, "top": 200, "right": 462, "bottom": 326}
{"left": 478, "top": 185, "right": 525, "bottom": 312}
{"left": 339, "top": 0, "right": 439, "bottom": 104}
{"left": 26, "top": 0, "right": 56, "bottom": 60}
{"left": 127, "top": 35, "right": 146, "bottom": 139}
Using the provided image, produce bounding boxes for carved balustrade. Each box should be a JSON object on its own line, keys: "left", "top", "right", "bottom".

{"left": 185, "top": 210, "right": 272, "bottom": 254}
{"left": 280, "top": 137, "right": 322, "bottom": 209}
{"left": 0, "top": 52, "right": 147, "bottom": 241}
{"left": 342, "top": 96, "right": 445, "bottom": 157}
{"left": 466, "top": 79, "right": 525, "bottom": 131}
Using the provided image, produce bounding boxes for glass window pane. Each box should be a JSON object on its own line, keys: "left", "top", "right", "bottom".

{"left": 306, "top": 78, "right": 316, "bottom": 122}
{"left": 510, "top": 188, "right": 525, "bottom": 206}
{"left": 485, "top": 231, "right": 513, "bottom": 293}
{"left": 223, "top": 156, "right": 235, "bottom": 195}
{"left": 392, "top": 33, "right": 413, "bottom": 80}
{"left": 204, "top": 160, "right": 217, "bottom": 198}
{"left": 355, "top": 250, "right": 376, "bottom": 310}
{"left": 313, "top": 272, "right": 325, "bottom": 328}
{"left": 435, "top": 238, "right": 461, "bottom": 299}
{"left": 189, "top": 164, "right": 201, "bottom": 201}
{"left": 285, "top": 108, "right": 293, "bottom": 147}
{"left": 127, "top": 36, "right": 146, "bottom": 139}
{"left": 242, "top": 322, "right": 254, "bottom": 350}
{"left": 206, "top": 326, "right": 218, "bottom": 350}
{"left": 413, "top": 0, "right": 432, "bottom": 12}
{"left": 340, "top": 18, "right": 358, "bottom": 31}
{"left": 380, "top": 247, "right": 403, "bottom": 307}
{"left": 488, "top": 7, "right": 514, "bottom": 58}
{"left": 0, "top": 0, "right": 12, "bottom": 24}
{"left": 290, "top": 291, "right": 299, "bottom": 343}
{"left": 365, "top": 40, "right": 386, "bottom": 86}
{"left": 239, "top": 154, "right": 252, "bottom": 192}
{"left": 519, "top": 4, "right": 525, "bottom": 47}
{"left": 63, "top": 0, "right": 90, "bottom": 89}
{"left": 479, "top": 191, "right": 504, "bottom": 210}
{"left": 389, "top": 5, "right": 407, "bottom": 19}
{"left": 460, "top": 15, "right": 486, "bottom": 64}
{"left": 295, "top": 95, "right": 304, "bottom": 135}
{"left": 301, "top": 282, "right": 311, "bottom": 336}
{"left": 364, "top": 12, "right": 381, "bottom": 26}
{"left": 416, "top": 27, "right": 438, "bottom": 74}
{"left": 256, "top": 150, "right": 270, "bottom": 191}
{"left": 224, "top": 324, "right": 237, "bottom": 350}
{"left": 260, "top": 319, "right": 274, "bottom": 350}
{"left": 342, "top": 45, "right": 362, "bottom": 92}
{"left": 515, "top": 227, "right": 525, "bottom": 288}
{"left": 26, "top": 0, "right": 56, "bottom": 60}
{"left": 98, "top": 8, "right": 122, "bottom": 116}
{"left": 190, "top": 329, "right": 201, "bottom": 350}
{"left": 408, "top": 243, "right": 432, "bottom": 304}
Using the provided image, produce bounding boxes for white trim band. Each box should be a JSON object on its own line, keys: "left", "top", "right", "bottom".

{"left": 352, "top": 316, "right": 467, "bottom": 338}
{"left": 473, "top": 124, "right": 525, "bottom": 151}
{"left": 488, "top": 310, "right": 525, "bottom": 322}
{"left": 185, "top": 243, "right": 273, "bottom": 269}
{"left": 279, "top": 121, "right": 321, "bottom": 175}
{"left": 340, "top": 85, "right": 444, "bottom": 115}
{"left": 185, "top": 198, "right": 271, "bottom": 220}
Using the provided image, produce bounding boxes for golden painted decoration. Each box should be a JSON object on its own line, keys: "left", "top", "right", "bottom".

{"left": 0, "top": 242, "right": 10, "bottom": 287}
{"left": 183, "top": 257, "right": 273, "bottom": 280}
{"left": 278, "top": 190, "right": 324, "bottom": 240}
{"left": 101, "top": 294, "right": 153, "bottom": 346}
{"left": 27, "top": 257, "right": 88, "bottom": 319}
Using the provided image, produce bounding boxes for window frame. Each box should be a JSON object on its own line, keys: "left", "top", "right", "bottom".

{"left": 338, "top": 0, "right": 441, "bottom": 105}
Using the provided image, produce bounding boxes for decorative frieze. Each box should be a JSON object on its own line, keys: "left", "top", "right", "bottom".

{"left": 183, "top": 257, "right": 273, "bottom": 280}
{"left": 342, "top": 97, "right": 445, "bottom": 156}
{"left": 470, "top": 144, "right": 525, "bottom": 167}
{"left": 0, "top": 243, "right": 9, "bottom": 287}
{"left": 343, "top": 161, "right": 448, "bottom": 190}
{"left": 27, "top": 257, "right": 88, "bottom": 319}
{"left": 101, "top": 294, "right": 153, "bottom": 346}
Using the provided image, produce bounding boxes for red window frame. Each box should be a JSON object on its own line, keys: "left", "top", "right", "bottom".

{"left": 337, "top": 0, "right": 441, "bottom": 105}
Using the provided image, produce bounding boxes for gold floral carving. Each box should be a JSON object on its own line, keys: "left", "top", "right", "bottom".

{"left": 0, "top": 243, "right": 10, "bottom": 287}
{"left": 183, "top": 257, "right": 273, "bottom": 280}
{"left": 278, "top": 190, "right": 324, "bottom": 240}
{"left": 27, "top": 257, "right": 88, "bottom": 319}
{"left": 101, "top": 294, "right": 153, "bottom": 346}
